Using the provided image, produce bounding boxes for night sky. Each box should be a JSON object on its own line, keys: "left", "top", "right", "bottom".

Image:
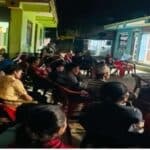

{"left": 56, "top": 0, "right": 150, "bottom": 32}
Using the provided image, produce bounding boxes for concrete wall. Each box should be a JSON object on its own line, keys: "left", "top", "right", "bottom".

{"left": 21, "top": 11, "right": 44, "bottom": 53}
{"left": 9, "top": 10, "right": 45, "bottom": 57}
{"left": 9, "top": 9, "right": 22, "bottom": 57}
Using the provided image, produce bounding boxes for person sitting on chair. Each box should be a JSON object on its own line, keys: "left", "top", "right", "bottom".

{"left": 12, "top": 105, "right": 73, "bottom": 148}
{"left": 0, "top": 64, "right": 33, "bottom": 107}
{"left": 49, "top": 60, "right": 65, "bottom": 82}
{"left": 56, "top": 63, "right": 89, "bottom": 98}
{"left": 28, "top": 56, "right": 48, "bottom": 79}
{"left": 87, "top": 63, "right": 110, "bottom": 101}
{"left": 80, "top": 82, "right": 145, "bottom": 148}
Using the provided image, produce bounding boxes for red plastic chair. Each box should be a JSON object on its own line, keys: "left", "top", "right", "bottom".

{"left": 0, "top": 104, "right": 16, "bottom": 121}
{"left": 0, "top": 103, "right": 16, "bottom": 133}
{"left": 114, "top": 60, "right": 134, "bottom": 77}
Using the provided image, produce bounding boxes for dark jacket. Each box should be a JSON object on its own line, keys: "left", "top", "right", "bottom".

{"left": 80, "top": 101, "right": 142, "bottom": 136}
{"left": 79, "top": 101, "right": 147, "bottom": 148}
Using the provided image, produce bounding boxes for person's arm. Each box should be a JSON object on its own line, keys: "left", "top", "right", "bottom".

{"left": 20, "top": 93, "right": 33, "bottom": 101}
{"left": 14, "top": 80, "right": 33, "bottom": 101}
{"left": 80, "top": 90, "right": 89, "bottom": 96}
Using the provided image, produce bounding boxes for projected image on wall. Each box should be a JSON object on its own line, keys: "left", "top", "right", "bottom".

{"left": 87, "top": 40, "right": 112, "bottom": 57}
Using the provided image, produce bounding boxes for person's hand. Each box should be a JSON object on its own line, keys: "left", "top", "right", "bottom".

{"left": 129, "top": 121, "right": 144, "bottom": 134}
{"left": 80, "top": 90, "right": 89, "bottom": 97}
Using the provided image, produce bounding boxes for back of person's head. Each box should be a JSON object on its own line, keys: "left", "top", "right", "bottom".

{"left": 28, "top": 56, "right": 40, "bottom": 65}
{"left": 15, "top": 105, "right": 66, "bottom": 148}
{"left": 4, "top": 64, "right": 22, "bottom": 75}
{"left": 50, "top": 60, "right": 64, "bottom": 72}
{"left": 20, "top": 54, "right": 28, "bottom": 62}
{"left": 65, "top": 62, "right": 79, "bottom": 73}
{"left": 95, "top": 63, "right": 110, "bottom": 80}
{"left": 27, "top": 105, "right": 66, "bottom": 135}
{"left": 100, "top": 82, "right": 129, "bottom": 103}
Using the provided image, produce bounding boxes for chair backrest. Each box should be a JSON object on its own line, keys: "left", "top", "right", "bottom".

{"left": 53, "top": 83, "right": 85, "bottom": 117}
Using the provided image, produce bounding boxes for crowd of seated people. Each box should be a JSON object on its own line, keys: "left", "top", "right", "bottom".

{"left": 0, "top": 81, "right": 150, "bottom": 148}
{"left": 79, "top": 82, "right": 146, "bottom": 147}
{"left": 1, "top": 47, "right": 150, "bottom": 148}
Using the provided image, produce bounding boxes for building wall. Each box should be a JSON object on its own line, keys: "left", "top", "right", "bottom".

{"left": 9, "top": 10, "right": 45, "bottom": 57}
{"left": 9, "top": 9, "right": 22, "bottom": 57}
{"left": 36, "top": 24, "right": 44, "bottom": 51}
{"left": 21, "top": 11, "right": 44, "bottom": 53}
{"left": 138, "top": 26, "right": 150, "bottom": 64}
{"left": 5, "top": 1, "right": 57, "bottom": 58}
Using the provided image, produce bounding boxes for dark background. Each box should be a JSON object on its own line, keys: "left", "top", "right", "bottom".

{"left": 56, "top": 0, "right": 150, "bottom": 34}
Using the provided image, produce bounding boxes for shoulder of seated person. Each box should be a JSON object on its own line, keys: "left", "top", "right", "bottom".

{"left": 12, "top": 78, "right": 22, "bottom": 84}
{"left": 120, "top": 105, "right": 142, "bottom": 117}
{"left": 5, "top": 75, "right": 16, "bottom": 81}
